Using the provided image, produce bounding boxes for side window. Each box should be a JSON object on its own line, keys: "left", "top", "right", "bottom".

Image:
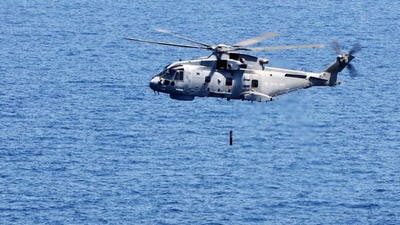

{"left": 251, "top": 79, "right": 258, "bottom": 88}
{"left": 226, "top": 77, "right": 232, "bottom": 86}
{"left": 216, "top": 60, "right": 228, "bottom": 70}
{"left": 229, "top": 53, "right": 240, "bottom": 61}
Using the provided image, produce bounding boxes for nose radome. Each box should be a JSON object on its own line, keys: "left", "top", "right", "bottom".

{"left": 149, "top": 76, "right": 161, "bottom": 91}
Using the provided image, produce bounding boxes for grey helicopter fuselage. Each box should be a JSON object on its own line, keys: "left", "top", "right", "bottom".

{"left": 149, "top": 51, "right": 351, "bottom": 102}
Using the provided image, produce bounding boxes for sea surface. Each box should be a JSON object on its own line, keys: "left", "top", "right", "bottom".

{"left": 1, "top": 0, "right": 399, "bottom": 224}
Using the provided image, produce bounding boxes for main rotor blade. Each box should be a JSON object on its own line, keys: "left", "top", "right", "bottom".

{"left": 331, "top": 41, "right": 342, "bottom": 55}
{"left": 154, "top": 28, "right": 211, "bottom": 47}
{"left": 125, "top": 37, "right": 209, "bottom": 49}
{"left": 245, "top": 44, "right": 324, "bottom": 51}
{"left": 233, "top": 32, "right": 279, "bottom": 47}
{"left": 349, "top": 43, "right": 361, "bottom": 55}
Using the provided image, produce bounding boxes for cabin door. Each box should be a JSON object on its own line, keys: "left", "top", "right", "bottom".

{"left": 242, "top": 73, "right": 251, "bottom": 92}
{"left": 187, "top": 71, "right": 203, "bottom": 95}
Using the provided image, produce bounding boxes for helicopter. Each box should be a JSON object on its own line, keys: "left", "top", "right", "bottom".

{"left": 126, "top": 29, "right": 360, "bottom": 102}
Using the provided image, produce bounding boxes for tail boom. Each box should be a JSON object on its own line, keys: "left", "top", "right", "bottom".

{"left": 324, "top": 54, "right": 354, "bottom": 86}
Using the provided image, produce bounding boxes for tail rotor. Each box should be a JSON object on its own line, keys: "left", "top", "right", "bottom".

{"left": 330, "top": 41, "right": 361, "bottom": 77}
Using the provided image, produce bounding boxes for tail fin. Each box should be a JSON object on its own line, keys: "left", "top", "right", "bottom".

{"left": 324, "top": 54, "right": 354, "bottom": 86}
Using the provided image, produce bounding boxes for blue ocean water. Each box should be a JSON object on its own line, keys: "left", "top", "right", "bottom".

{"left": 1, "top": 0, "right": 400, "bottom": 224}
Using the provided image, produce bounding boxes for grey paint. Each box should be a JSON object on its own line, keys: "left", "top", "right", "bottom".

{"left": 149, "top": 52, "right": 354, "bottom": 102}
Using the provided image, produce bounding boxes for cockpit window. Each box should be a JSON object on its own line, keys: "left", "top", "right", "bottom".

{"left": 174, "top": 70, "right": 184, "bottom": 81}
{"left": 161, "top": 69, "right": 184, "bottom": 81}
{"left": 163, "top": 69, "right": 175, "bottom": 79}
